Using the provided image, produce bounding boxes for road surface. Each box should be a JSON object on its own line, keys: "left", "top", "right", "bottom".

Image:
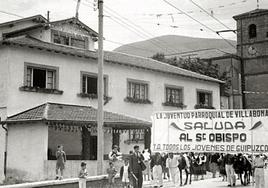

{"left": 144, "top": 177, "right": 256, "bottom": 188}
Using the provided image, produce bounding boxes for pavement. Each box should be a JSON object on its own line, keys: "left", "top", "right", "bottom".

{"left": 143, "top": 177, "right": 256, "bottom": 188}
{"left": 142, "top": 169, "right": 268, "bottom": 188}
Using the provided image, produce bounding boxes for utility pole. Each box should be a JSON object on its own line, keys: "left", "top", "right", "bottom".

{"left": 97, "top": 0, "right": 104, "bottom": 175}
{"left": 47, "top": 11, "right": 50, "bottom": 22}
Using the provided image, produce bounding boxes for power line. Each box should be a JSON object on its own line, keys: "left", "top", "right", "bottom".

{"left": 79, "top": 0, "right": 173, "bottom": 53}
{"left": 162, "top": 0, "right": 236, "bottom": 50}
{"left": 124, "top": 0, "right": 252, "bottom": 17}
{"left": 104, "top": 5, "right": 179, "bottom": 54}
{"left": 188, "top": 0, "right": 236, "bottom": 34}
{"left": 105, "top": 14, "right": 168, "bottom": 53}
{"left": 0, "top": 10, "right": 24, "bottom": 18}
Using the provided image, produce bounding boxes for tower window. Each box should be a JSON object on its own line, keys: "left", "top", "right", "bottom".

{"left": 248, "top": 24, "right": 257, "bottom": 38}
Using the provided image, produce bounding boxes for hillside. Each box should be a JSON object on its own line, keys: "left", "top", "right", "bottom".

{"left": 113, "top": 35, "right": 237, "bottom": 58}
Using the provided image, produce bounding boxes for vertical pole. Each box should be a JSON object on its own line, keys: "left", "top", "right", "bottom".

{"left": 97, "top": 0, "right": 104, "bottom": 175}
{"left": 240, "top": 19, "right": 246, "bottom": 109}
{"left": 47, "top": 11, "right": 50, "bottom": 22}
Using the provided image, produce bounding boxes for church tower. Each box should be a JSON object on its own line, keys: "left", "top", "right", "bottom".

{"left": 233, "top": 9, "right": 268, "bottom": 108}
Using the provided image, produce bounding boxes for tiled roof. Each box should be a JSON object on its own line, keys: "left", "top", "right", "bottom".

{"left": 233, "top": 9, "right": 268, "bottom": 20}
{"left": 4, "top": 103, "right": 151, "bottom": 128}
{"left": 1, "top": 35, "right": 223, "bottom": 84}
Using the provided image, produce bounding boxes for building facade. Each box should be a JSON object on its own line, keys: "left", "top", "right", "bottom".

{"left": 233, "top": 9, "right": 268, "bottom": 109}
{"left": 0, "top": 15, "right": 222, "bottom": 182}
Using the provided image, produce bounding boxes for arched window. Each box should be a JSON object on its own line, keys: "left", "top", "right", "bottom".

{"left": 248, "top": 24, "right": 257, "bottom": 38}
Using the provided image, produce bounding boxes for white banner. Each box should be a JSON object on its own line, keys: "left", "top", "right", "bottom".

{"left": 151, "top": 109, "right": 268, "bottom": 153}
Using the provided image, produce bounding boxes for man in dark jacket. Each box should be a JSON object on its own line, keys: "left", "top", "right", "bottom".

{"left": 224, "top": 153, "right": 235, "bottom": 187}
{"left": 129, "top": 145, "right": 144, "bottom": 188}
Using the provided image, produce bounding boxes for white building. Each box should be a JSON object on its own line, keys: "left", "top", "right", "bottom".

{"left": 0, "top": 15, "right": 222, "bottom": 182}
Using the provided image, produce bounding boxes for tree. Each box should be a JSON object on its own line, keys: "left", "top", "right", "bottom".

{"left": 151, "top": 53, "right": 231, "bottom": 97}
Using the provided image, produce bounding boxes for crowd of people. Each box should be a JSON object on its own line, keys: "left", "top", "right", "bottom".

{"left": 54, "top": 144, "right": 268, "bottom": 188}
{"left": 107, "top": 145, "right": 268, "bottom": 188}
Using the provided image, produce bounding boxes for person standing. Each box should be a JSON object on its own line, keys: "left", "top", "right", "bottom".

{"left": 166, "top": 153, "right": 178, "bottom": 186}
{"left": 55, "top": 145, "right": 66, "bottom": 180}
{"left": 199, "top": 153, "right": 207, "bottom": 180}
{"left": 218, "top": 153, "right": 227, "bottom": 181}
{"left": 120, "top": 159, "right": 130, "bottom": 188}
{"left": 109, "top": 145, "right": 122, "bottom": 161}
{"left": 161, "top": 153, "right": 170, "bottom": 180}
{"left": 253, "top": 153, "right": 265, "bottom": 188}
{"left": 78, "top": 162, "right": 88, "bottom": 188}
{"left": 224, "top": 153, "right": 235, "bottom": 187}
{"left": 210, "top": 153, "right": 220, "bottom": 178}
{"left": 129, "top": 145, "right": 144, "bottom": 188}
{"left": 151, "top": 152, "right": 163, "bottom": 187}
{"left": 142, "top": 149, "right": 151, "bottom": 181}
{"left": 107, "top": 161, "right": 117, "bottom": 188}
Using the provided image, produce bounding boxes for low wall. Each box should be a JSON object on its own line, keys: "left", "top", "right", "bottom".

{"left": 44, "top": 160, "right": 124, "bottom": 180}
{"left": 1, "top": 175, "right": 122, "bottom": 188}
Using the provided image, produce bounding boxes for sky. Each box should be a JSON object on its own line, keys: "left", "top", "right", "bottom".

{"left": 0, "top": 0, "right": 268, "bottom": 50}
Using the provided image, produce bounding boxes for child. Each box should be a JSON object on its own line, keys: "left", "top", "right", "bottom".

{"left": 79, "top": 162, "right": 88, "bottom": 188}
{"left": 120, "top": 159, "right": 130, "bottom": 188}
{"left": 55, "top": 145, "right": 66, "bottom": 180}
{"left": 107, "top": 161, "right": 117, "bottom": 188}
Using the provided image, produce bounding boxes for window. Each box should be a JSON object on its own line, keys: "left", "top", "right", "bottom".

{"left": 52, "top": 30, "right": 87, "bottom": 49}
{"left": 165, "top": 87, "right": 183, "bottom": 104}
{"left": 197, "top": 91, "right": 212, "bottom": 106}
{"left": 81, "top": 74, "right": 107, "bottom": 96}
{"left": 53, "top": 34, "right": 69, "bottom": 45}
{"left": 248, "top": 24, "right": 257, "bottom": 38}
{"left": 26, "top": 67, "right": 56, "bottom": 89}
{"left": 129, "top": 130, "right": 144, "bottom": 142}
{"left": 127, "top": 81, "right": 148, "bottom": 100}
{"left": 71, "top": 38, "right": 86, "bottom": 49}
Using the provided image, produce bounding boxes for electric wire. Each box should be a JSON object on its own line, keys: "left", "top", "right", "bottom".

{"left": 162, "top": 0, "right": 236, "bottom": 49}
{"left": 104, "top": 4, "right": 179, "bottom": 54}
{"left": 188, "top": 0, "right": 236, "bottom": 34}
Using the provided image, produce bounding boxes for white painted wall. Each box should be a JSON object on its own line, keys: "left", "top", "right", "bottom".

{"left": 6, "top": 123, "right": 48, "bottom": 181}
{"left": 5, "top": 46, "right": 220, "bottom": 120}
{"left": 0, "top": 47, "right": 9, "bottom": 183}
{"left": 1, "top": 45, "right": 220, "bottom": 181}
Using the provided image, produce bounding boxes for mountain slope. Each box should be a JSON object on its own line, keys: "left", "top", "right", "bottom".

{"left": 113, "top": 35, "right": 236, "bottom": 58}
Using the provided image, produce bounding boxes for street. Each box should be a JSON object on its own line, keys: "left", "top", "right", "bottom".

{"left": 144, "top": 178, "right": 254, "bottom": 188}
{"left": 143, "top": 168, "right": 268, "bottom": 188}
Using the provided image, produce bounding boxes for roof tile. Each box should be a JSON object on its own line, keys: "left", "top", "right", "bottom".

{"left": 1, "top": 36, "right": 224, "bottom": 84}
{"left": 5, "top": 103, "right": 151, "bottom": 128}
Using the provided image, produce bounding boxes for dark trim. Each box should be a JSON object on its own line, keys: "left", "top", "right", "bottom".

{"left": 19, "top": 86, "right": 63, "bottom": 95}
{"left": 162, "top": 102, "right": 186, "bottom": 108}
{"left": 244, "top": 71, "right": 268, "bottom": 77}
{"left": 233, "top": 10, "right": 268, "bottom": 20}
{"left": 4, "top": 119, "right": 151, "bottom": 128}
{"left": 124, "top": 97, "right": 152, "bottom": 105}
{"left": 243, "top": 55, "right": 268, "bottom": 60}
{"left": 202, "top": 55, "right": 240, "bottom": 61}
{"left": 237, "top": 39, "right": 268, "bottom": 46}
